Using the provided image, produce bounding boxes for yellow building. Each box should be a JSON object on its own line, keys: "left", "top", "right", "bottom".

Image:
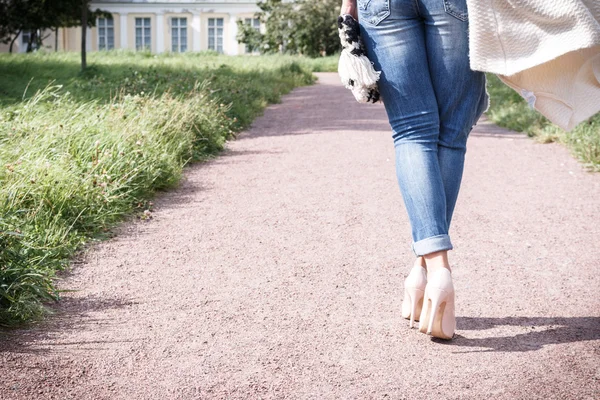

{"left": 0, "top": 0, "right": 262, "bottom": 55}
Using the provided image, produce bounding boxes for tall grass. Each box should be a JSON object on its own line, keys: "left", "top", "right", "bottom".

{"left": 0, "top": 51, "right": 317, "bottom": 325}
{"left": 486, "top": 74, "right": 600, "bottom": 171}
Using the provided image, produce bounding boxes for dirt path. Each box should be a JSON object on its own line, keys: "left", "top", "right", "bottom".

{"left": 1, "top": 73, "right": 599, "bottom": 400}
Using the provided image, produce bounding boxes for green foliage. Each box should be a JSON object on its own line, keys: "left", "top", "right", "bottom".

{"left": 0, "top": 209, "right": 59, "bottom": 323}
{"left": 298, "top": 54, "right": 338, "bottom": 72}
{"left": 486, "top": 74, "right": 600, "bottom": 171}
{"left": 236, "top": 20, "right": 263, "bottom": 53}
{"left": 0, "top": 0, "right": 105, "bottom": 53}
{"left": 237, "top": 0, "right": 341, "bottom": 57}
{"left": 293, "top": 0, "right": 341, "bottom": 57}
{"left": 0, "top": 51, "right": 315, "bottom": 325}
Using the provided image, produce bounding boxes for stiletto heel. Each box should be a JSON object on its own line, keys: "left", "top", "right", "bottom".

{"left": 419, "top": 268, "right": 455, "bottom": 340}
{"left": 401, "top": 265, "right": 427, "bottom": 328}
{"left": 426, "top": 292, "right": 441, "bottom": 334}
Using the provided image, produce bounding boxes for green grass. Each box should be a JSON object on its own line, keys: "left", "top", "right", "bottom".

{"left": 298, "top": 55, "right": 338, "bottom": 72}
{"left": 486, "top": 74, "right": 600, "bottom": 171}
{"left": 0, "top": 50, "right": 324, "bottom": 326}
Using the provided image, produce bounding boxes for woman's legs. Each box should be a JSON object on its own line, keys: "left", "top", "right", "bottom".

{"left": 359, "top": 0, "right": 487, "bottom": 258}
{"left": 359, "top": 0, "right": 452, "bottom": 257}
{"left": 359, "top": 0, "right": 487, "bottom": 338}
{"left": 420, "top": 0, "right": 488, "bottom": 230}
{"left": 419, "top": 0, "right": 487, "bottom": 274}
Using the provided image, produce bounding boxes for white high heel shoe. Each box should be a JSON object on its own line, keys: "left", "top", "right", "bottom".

{"left": 418, "top": 268, "right": 455, "bottom": 340}
{"left": 401, "top": 265, "right": 427, "bottom": 328}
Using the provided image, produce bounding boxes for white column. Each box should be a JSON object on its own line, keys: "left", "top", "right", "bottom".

{"left": 86, "top": 27, "right": 92, "bottom": 51}
{"left": 18, "top": 31, "right": 25, "bottom": 53}
{"left": 228, "top": 13, "right": 238, "bottom": 55}
{"left": 156, "top": 13, "right": 165, "bottom": 53}
{"left": 192, "top": 13, "right": 201, "bottom": 52}
{"left": 120, "top": 13, "right": 128, "bottom": 49}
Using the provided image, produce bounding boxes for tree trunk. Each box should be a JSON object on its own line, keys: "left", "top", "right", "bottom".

{"left": 26, "top": 30, "right": 37, "bottom": 53}
{"left": 37, "top": 31, "right": 46, "bottom": 50}
{"left": 55, "top": 27, "right": 58, "bottom": 51}
{"left": 9, "top": 29, "right": 21, "bottom": 53}
{"left": 81, "top": 1, "right": 88, "bottom": 71}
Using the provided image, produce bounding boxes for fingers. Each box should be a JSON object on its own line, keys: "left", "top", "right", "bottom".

{"left": 340, "top": 1, "right": 358, "bottom": 20}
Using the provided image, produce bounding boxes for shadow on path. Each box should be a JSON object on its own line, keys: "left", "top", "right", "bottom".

{"left": 470, "top": 118, "right": 529, "bottom": 139}
{"left": 436, "top": 316, "right": 600, "bottom": 352}
{"left": 234, "top": 81, "right": 392, "bottom": 139}
{"left": 0, "top": 295, "right": 135, "bottom": 355}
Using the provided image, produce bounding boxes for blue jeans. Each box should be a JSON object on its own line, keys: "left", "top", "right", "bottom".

{"left": 358, "top": 0, "right": 488, "bottom": 256}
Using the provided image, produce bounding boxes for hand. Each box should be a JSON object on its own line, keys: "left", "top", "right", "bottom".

{"left": 340, "top": 0, "right": 358, "bottom": 20}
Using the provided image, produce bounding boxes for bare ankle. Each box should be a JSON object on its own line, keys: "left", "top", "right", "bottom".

{"left": 414, "top": 256, "right": 427, "bottom": 269}
{"left": 423, "top": 251, "right": 451, "bottom": 273}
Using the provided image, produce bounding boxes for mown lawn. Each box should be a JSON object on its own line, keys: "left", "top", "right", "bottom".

{"left": 0, "top": 50, "right": 331, "bottom": 326}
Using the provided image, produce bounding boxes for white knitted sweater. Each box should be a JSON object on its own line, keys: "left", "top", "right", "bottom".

{"left": 467, "top": 0, "right": 600, "bottom": 131}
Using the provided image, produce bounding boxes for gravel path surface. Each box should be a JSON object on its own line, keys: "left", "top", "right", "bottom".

{"left": 1, "top": 73, "right": 599, "bottom": 400}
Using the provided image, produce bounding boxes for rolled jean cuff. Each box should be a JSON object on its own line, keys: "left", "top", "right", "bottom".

{"left": 412, "top": 234, "right": 453, "bottom": 256}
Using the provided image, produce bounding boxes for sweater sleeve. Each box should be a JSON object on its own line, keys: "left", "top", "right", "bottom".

{"left": 467, "top": 0, "right": 600, "bottom": 76}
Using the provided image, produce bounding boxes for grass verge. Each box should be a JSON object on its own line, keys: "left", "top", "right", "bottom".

{"left": 486, "top": 74, "right": 600, "bottom": 171}
{"left": 0, "top": 51, "right": 319, "bottom": 325}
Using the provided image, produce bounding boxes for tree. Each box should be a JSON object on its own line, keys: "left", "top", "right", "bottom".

{"left": 237, "top": 0, "right": 340, "bottom": 57}
{"left": 81, "top": 0, "right": 88, "bottom": 70}
{"left": 0, "top": 0, "right": 39, "bottom": 52}
{"left": 236, "top": 19, "right": 263, "bottom": 53}
{"left": 293, "top": 0, "right": 340, "bottom": 57}
{"left": 41, "top": 0, "right": 106, "bottom": 69}
{"left": 0, "top": 0, "right": 105, "bottom": 66}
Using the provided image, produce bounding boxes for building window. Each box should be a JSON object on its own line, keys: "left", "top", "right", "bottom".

{"left": 171, "top": 17, "right": 187, "bottom": 52}
{"left": 244, "top": 17, "right": 260, "bottom": 53}
{"left": 135, "top": 17, "right": 151, "bottom": 50}
{"left": 21, "top": 29, "right": 39, "bottom": 52}
{"left": 244, "top": 18, "right": 260, "bottom": 30}
{"left": 21, "top": 30, "right": 32, "bottom": 47}
{"left": 98, "top": 17, "right": 114, "bottom": 50}
{"left": 207, "top": 18, "right": 224, "bottom": 53}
